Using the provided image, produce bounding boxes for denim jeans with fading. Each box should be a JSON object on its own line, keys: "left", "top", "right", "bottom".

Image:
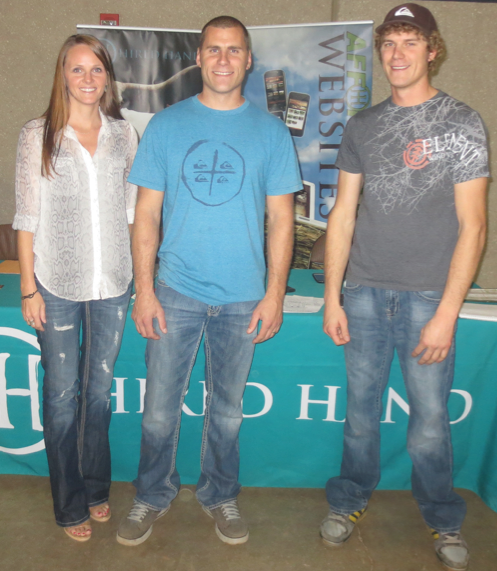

{"left": 36, "top": 279, "right": 131, "bottom": 527}
{"left": 134, "top": 282, "right": 258, "bottom": 510}
{"left": 326, "top": 282, "right": 466, "bottom": 533}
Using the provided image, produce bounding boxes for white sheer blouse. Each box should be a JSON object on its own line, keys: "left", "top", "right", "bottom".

{"left": 13, "top": 112, "right": 138, "bottom": 301}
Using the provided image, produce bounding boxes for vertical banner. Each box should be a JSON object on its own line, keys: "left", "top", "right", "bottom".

{"left": 245, "top": 24, "right": 373, "bottom": 226}
{"left": 78, "top": 22, "right": 373, "bottom": 266}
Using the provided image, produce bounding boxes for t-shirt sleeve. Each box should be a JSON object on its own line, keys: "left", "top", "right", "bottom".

{"left": 452, "top": 109, "right": 490, "bottom": 185}
{"left": 266, "top": 123, "right": 303, "bottom": 196}
{"left": 335, "top": 116, "right": 362, "bottom": 174}
{"left": 127, "top": 114, "right": 167, "bottom": 191}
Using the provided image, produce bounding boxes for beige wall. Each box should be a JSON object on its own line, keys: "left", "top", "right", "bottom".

{"left": 1, "top": 0, "right": 495, "bottom": 284}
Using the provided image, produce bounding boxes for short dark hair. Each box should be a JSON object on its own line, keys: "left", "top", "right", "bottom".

{"left": 375, "top": 22, "right": 446, "bottom": 74}
{"left": 198, "top": 16, "right": 250, "bottom": 50}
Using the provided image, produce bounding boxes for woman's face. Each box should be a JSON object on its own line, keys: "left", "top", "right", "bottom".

{"left": 64, "top": 44, "right": 108, "bottom": 110}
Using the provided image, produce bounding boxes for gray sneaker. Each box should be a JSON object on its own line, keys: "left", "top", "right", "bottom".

{"left": 203, "top": 499, "right": 249, "bottom": 545}
{"left": 117, "top": 500, "right": 169, "bottom": 546}
{"left": 432, "top": 529, "right": 469, "bottom": 571}
{"left": 320, "top": 507, "right": 367, "bottom": 547}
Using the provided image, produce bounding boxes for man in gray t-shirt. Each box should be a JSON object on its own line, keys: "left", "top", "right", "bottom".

{"left": 321, "top": 4, "right": 489, "bottom": 570}
{"left": 339, "top": 91, "right": 488, "bottom": 291}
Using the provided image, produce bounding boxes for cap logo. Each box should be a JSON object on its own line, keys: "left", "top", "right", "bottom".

{"left": 395, "top": 7, "right": 415, "bottom": 17}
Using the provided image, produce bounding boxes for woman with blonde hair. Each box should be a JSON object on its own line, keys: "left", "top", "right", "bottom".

{"left": 13, "top": 34, "right": 138, "bottom": 541}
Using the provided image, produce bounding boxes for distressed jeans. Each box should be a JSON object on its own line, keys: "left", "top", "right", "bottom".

{"left": 326, "top": 282, "right": 466, "bottom": 533}
{"left": 134, "top": 282, "right": 258, "bottom": 510}
{"left": 36, "top": 279, "right": 131, "bottom": 527}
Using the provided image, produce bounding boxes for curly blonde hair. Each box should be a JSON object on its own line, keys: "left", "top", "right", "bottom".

{"left": 375, "top": 23, "right": 446, "bottom": 74}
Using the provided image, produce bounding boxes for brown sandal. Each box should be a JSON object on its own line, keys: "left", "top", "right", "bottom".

{"left": 89, "top": 503, "right": 111, "bottom": 523}
{"left": 64, "top": 522, "right": 92, "bottom": 542}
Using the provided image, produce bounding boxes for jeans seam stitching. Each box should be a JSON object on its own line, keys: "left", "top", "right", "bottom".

{"left": 327, "top": 504, "right": 367, "bottom": 515}
{"left": 197, "top": 322, "right": 213, "bottom": 494}
{"left": 133, "top": 498, "right": 164, "bottom": 511}
{"left": 56, "top": 514, "right": 91, "bottom": 528}
{"left": 206, "top": 495, "right": 238, "bottom": 510}
{"left": 164, "top": 321, "right": 205, "bottom": 494}
{"left": 88, "top": 498, "right": 109, "bottom": 508}
{"left": 445, "top": 341, "right": 455, "bottom": 482}
{"left": 78, "top": 301, "right": 91, "bottom": 477}
{"left": 374, "top": 290, "right": 392, "bottom": 489}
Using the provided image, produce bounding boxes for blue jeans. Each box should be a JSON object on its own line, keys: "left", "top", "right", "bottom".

{"left": 36, "top": 279, "right": 131, "bottom": 527}
{"left": 326, "top": 283, "right": 466, "bottom": 533}
{"left": 134, "top": 282, "right": 258, "bottom": 510}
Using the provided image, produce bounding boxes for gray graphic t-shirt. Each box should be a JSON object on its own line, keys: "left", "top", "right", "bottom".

{"left": 336, "top": 91, "right": 489, "bottom": 291}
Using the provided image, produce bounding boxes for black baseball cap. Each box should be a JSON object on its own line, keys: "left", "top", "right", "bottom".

{"left": 376, "top": 3, "right": 438, "bottom": 36}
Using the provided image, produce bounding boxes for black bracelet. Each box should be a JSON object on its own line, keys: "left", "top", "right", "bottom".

{"left": 21, "top": 290, "right": 38, "bottom": 301}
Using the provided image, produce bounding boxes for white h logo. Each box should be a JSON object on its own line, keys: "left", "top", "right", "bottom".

{"left": 0, "top": 328, "right": 45, "bottom": 454}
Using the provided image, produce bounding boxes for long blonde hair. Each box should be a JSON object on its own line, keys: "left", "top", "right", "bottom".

{"left": 42, "top": 34, "right": 123, "bottom": 177}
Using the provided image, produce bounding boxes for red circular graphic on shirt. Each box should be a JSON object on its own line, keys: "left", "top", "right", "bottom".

{"left": 403, "top": 139, "right": 431, "bottom": 170}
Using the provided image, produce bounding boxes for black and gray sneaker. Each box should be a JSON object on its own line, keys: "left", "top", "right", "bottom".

{"left": 117, "top": 500, "right": 169, "bottom": 546}
{"left": 320, "top": 507, "right": 367, "bottom": 547}
{"left": 203, "top": 499, "right": 249, "bottom": 545}
{"left": 431, "top": 529, "right": 470, "bottom": 571}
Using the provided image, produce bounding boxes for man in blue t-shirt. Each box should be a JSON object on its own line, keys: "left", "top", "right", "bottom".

{"left": 117, "top": 16, "right": 302, "bottom": 547}
{"left": 321, "top": 4, "right": 488, "bottom": 570}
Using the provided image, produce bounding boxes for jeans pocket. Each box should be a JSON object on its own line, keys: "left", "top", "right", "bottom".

{"left": 413, "top": 290, "right": 443, "bottom": 304}
{"left": 343, "top": 281, "right": 363, "bottom": 292}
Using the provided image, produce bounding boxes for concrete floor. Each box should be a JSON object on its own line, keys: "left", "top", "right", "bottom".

{"left": 1, "top": 476, "right": 497, "bottom": 571}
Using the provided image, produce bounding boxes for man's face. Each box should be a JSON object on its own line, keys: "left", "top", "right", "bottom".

{"left": 196, "top": 26, "right": 252, "bottom": 99}
{"left": 380, "top": 31, "right": 435, "bottom": 92}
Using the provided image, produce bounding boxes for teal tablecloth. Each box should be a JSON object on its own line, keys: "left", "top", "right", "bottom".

{"left": 1, "top": 271, "right": 497, "bottom": 512}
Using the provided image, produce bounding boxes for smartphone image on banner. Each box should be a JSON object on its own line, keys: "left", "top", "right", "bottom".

{"left": 264, "top": 70, "right": 287, "bottom": 118}
{"left": 286, "top": 92, "right": 310, "bottom": 137}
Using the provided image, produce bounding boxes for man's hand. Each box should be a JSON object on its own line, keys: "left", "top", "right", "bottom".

{"left": 132, "top": 291, "right": 167, "bottom": 340}
{"left": 412, "top": 313, "right": 456, "bottom": 365}
{"left": 247, "top": 295, "right": 283, "bottom": 344}
{"left": 323, "top": 304, "right": 350, "bottom": 346}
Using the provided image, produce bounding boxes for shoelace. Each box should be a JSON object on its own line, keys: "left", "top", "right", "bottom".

{"left": 128, "top": 502, "right": 150, "bottom": 522}
{"left": 221, "top": 501, "right": 241, "bottom": 521}
{"left": 440, "top": 532, "right": 464, "bottom": 546}
{"left": 324, "top": 512, "right": 348, "bottom": 529}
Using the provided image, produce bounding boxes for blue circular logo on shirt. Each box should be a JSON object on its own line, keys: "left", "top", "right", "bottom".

{"left": 181, "top": 140, "right": 246, "bottom": 206}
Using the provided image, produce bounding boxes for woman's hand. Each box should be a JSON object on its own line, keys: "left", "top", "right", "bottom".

{"left": 17, "top": 231, "right": 46, "bottom": 331}
{"left": 22, "top": 292, "right": 46, "bottom": 331}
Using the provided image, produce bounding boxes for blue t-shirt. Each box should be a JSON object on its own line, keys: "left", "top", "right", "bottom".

{"left": 128, "top": 96, "right": 302, "bottom": 305}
